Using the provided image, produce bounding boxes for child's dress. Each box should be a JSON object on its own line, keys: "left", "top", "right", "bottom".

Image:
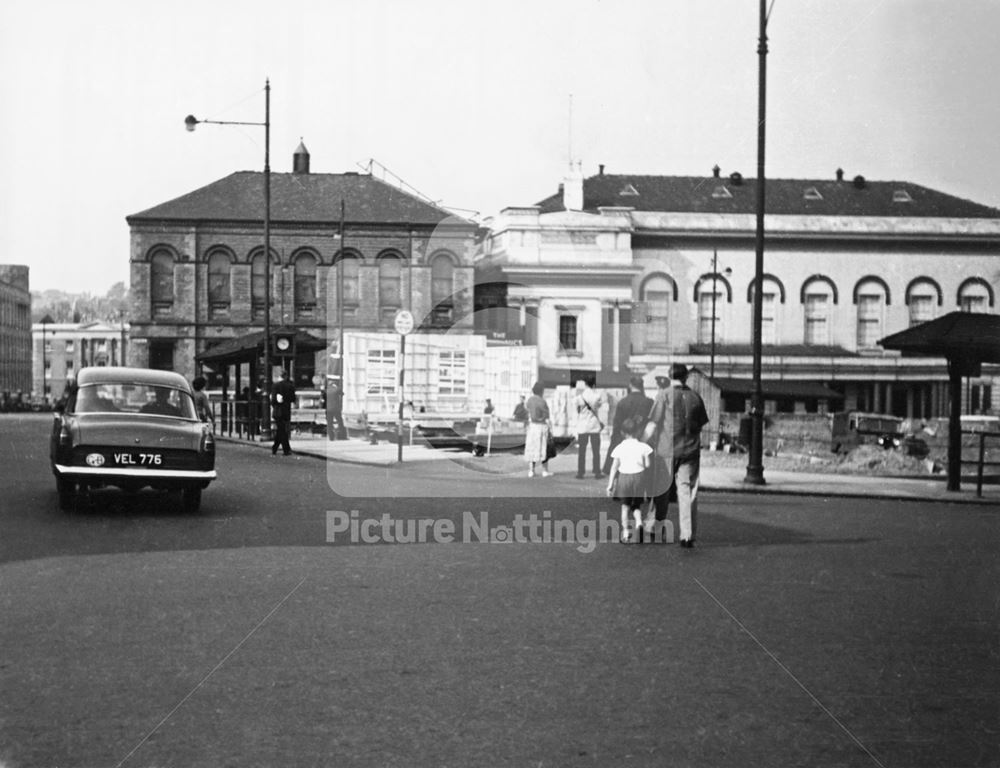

{"left": 610, "top": 437, "right": 652, "bottom": 506}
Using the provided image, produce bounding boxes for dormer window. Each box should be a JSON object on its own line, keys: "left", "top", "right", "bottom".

{"left": 711, "top": 186, "right": 733, "bottom": 199}
{"left": 892, "top": 189, "right": 913, "bottom": 203}
{"left": 619, "top": 183, "right": 639, "bottom": 197}
{"left": 804, "top": 187, "right": 823, "bottom": 201}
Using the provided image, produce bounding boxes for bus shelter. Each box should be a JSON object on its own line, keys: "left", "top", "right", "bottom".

{"left": 196, "top": 327, "right": 328, "bottom": 439}
{"left": 880, "top": 312, "right": 1000, "bottom": 491}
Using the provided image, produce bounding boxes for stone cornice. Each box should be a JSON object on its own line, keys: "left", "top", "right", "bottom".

{"left": 630, "top": 211, "right": 1000, "bottom": 240}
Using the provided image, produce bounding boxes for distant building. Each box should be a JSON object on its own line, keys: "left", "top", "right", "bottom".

{"left": 31, "top": 321, "right": 130, "bottom": 403}
{"left": 0, "top": 265, "right": 31, "bottom": 397}
{"left": 478, "top": 165, "right": 1000, "bottom": 417}
{"left": 125, "top": 143, "right": 478, "bottom": 391}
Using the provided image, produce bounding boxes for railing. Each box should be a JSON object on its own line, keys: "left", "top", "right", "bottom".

{"left": 961, "top": 430, "right": 1000, "bottom": 498}
{"left": 212, "top": 398, "right": 267, "bottom": 440}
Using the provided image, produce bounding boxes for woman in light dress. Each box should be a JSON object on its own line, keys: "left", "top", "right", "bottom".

{"left": 524, "top": 381, "right": 554, "bottom": 478}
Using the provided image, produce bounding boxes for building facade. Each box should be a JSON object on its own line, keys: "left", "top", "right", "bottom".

{"left": 126, "top": 144, "right": 478, "bottom": 390}
{"left": 478, "top": 166, "right": 1000, "bottom": 417}
{"left": 0, "top": 265, "right": 32, "bottom": 397}
{"left": 31, "top": 321, "right": 130, "bottom": 403}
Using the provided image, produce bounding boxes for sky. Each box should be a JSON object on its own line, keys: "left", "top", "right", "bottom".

{"left": 1, "top": 0, "right": 998, "bottom": 295}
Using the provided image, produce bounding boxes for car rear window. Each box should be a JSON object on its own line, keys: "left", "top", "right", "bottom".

{"left": 73, "top": 383, "right": 198, "bottom": 419}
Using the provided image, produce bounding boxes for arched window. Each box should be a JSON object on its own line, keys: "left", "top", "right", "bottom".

{"left": 337, "top": 254, "right": 361, "bottom": 306}
{"left": 640, "top": 273, "right": 676, "bottom": 350}
{"left": 293, "top": 252, "right": 318, "bottom": 318}
{"left": 906, "top": 277, "right": 941, "bottom": 326}
{"left": 207, "top": 250, "right": 232, "bottom": 314}
{"left": 855, "top": 278, "right": 888, "bottom": 349}
{"left": 150, "top": 249, "right": 175, "bottom": 316}
{"left": 431, "top": 252, "right": 455, "bottom": 306}
{"left": 958, "top": 277, "right": 993, "bottom": 313}
{"left": 379, "top": 254, "right": 402, "bottom": 308}
{"left": 695, "top": 273, "right": 732, "bottom": 345}
{"left": 251, "top": 250, "right": 277, "bottom": 320}
{"left": 802, "top": 276, "right": 836, "bottom": 346}
{"left": 750, "top": 277, "right": 783, "bottom": 344}
{"left": 431, "top": 252, "right": 455, "bottom": 324}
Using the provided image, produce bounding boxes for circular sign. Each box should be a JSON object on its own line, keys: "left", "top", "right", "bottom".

{"left": 276, "top": 337, "right": 291, "bottom": 351}
{"left": 394, "top": 310, "right": 414, "bottom": 335}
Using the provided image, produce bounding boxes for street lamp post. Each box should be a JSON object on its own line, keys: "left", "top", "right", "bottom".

{"left": 118, "top": 309, "right": 127, "bottom": 366}
{"left": 185, "top": 79, "right": 272, "bottom": 439}
{"left": 744, "top": 0, "right": 770, "bottom": 486}
{"left": 40, "top": 313, "right": 54, "bottom": 402}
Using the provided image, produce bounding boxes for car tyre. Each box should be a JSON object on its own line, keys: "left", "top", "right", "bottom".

{"left": 56, "top": 476, "right": 76, "bottom": 511}
{"left": 182, "top": 487, "right": 202, "bottom": 513}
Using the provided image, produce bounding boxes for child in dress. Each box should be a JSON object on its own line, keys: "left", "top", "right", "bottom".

{"left": 606, "top": 417, "right": 653, "bottom": 543}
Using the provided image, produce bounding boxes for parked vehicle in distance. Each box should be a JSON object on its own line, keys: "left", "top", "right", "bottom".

{"left": 830, "top": 411, "right": 931, "bottom": 457}
{"left": 49, "top": 367, "right": 216, "bottom": 512}
{"left": 830, "top": 412, "right": 904, "bottom": 454}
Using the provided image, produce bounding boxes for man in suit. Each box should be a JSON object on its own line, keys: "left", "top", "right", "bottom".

{"left": 602, "top": 376, "right": 653, "bottom": 475}
{"left": 645, "top": 364, "right": 708, "bottom": 547}
{"left": 271, "top": 369, "right": 297, "bottom": 456}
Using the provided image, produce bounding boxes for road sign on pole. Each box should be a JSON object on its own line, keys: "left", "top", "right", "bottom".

{"left": 394, "top": 309, "right": 414, "bottom": 336}
{"left": 395, "top": 310, "right": 414, "bottom": 463}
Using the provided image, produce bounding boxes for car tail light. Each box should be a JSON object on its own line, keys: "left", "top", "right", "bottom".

{"left": 200, "top": 429, "right": 215, "bottom": 454}
{"left": 59, "top": 425, "right": 72, "bottom": 447}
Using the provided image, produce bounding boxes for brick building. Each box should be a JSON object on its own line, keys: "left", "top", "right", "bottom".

{"left": 477, "top": 166, "right": 1000, "bottom": 418}
{"left": 0, "top": 265, "right": 31, "bottom": 398}
{"left": 125, "top": 143, "right": 477, "bottom": 389}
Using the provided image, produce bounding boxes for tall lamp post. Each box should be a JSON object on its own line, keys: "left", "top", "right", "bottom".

{"left": 744, "top": 0, "right": 770, "bottom": 486}
{"left": 40, "top": 313, "right": 54, "bottom": 402}
{"left": 186, "top": 79, "right": 272, "bottom": 438}
{"left": 118, "top": 309, "right": 127, "bottom": 366}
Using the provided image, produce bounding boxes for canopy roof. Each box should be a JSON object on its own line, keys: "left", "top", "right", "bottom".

{"left": 709, "top": 377, "right": 844, "bottom": 400}
{"left": 879, "top": 312, "right": 1000, "bottom": 364}
{"left": 196, "top": 327, "right": 328, "bottom": 366}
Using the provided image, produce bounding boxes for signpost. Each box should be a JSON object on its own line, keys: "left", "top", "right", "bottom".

{"left": 394, "top": 310, "right": 414, "bottom": 463}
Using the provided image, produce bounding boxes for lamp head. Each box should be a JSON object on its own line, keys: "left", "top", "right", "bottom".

{"left": 184, "top": 115, "right": 199, "bottom": 132}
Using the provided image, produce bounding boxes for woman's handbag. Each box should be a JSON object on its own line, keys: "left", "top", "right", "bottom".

{"left": 545, "top": 430, "right": 558, "bottom": 460}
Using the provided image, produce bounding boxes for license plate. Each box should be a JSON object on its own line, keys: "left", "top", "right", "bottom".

{"left": 112, "top": 452, "right": 163, "bottom": 466}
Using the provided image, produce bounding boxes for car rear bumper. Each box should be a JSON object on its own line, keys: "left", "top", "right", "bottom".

{"left": 53, "top": 465, "right": 217, "bottom": 481}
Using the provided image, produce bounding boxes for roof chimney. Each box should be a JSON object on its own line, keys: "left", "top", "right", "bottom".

{"left": 598, "top": 164, "right": 605, "bottom": 176}
{"left": 563, "top": 161, "right": 584, "bottom": 211}
{"left": 835, "top": 168, "right": 844, "bottom": 182}
{"left": 293, "top": 140, "right": 310, "bottom": 174}
{"left": 712, "top": 164, "right": 721, "bottom": 178}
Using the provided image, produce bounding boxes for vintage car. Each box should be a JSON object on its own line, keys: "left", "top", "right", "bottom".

{"left": 49, "top": 367, "right": 216, "bottom": 512}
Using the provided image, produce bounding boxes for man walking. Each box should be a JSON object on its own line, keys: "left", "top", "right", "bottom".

{"left": 574, "top": 378, "right": 606, "bottom": 479}
{"left": 602, "top": 376, "right": 653, "bottom": 476}
{"left": 271, "top": 369, "right": 297, "bottom": 456}
{"left": 646, "top": 364, "right": 708, "bottom": 547}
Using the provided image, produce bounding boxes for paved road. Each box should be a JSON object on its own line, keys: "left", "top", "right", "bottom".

{"left": 1, "top": 414, "right": 997, "bottom": 767}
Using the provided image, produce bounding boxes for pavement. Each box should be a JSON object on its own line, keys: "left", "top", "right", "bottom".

{"left": 218, "top": 430, "right": 1000, "bottom": 505}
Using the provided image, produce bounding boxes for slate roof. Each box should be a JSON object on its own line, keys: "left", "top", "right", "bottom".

{"left": 537, "top": 174, "right": 1000, "bottom": 219}
{"left": 127, "top": 172, "right": 469, "bottom": 227}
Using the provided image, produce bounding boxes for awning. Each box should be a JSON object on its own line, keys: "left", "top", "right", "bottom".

{"left": 197, "top": 327, "right": 329, "bottom": 366}
{"left": 879, "top": 312, "right": 1000, "bottom": 365}
{"left": 704, "top": 377, "right": 843, "bottom": 400}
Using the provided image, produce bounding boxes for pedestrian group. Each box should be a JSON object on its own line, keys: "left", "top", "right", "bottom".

{"left": 522, "top": 364, "right": 708, "bottom": 548}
